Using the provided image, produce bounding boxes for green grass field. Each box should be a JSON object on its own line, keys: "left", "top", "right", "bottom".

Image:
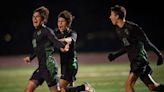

{"left": 0, "top": 62, "right": 164, "bottom": 92}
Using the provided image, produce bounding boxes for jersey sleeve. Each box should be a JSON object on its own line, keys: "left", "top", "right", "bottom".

{"left": 45, "top": 28, "right": 65, "bottom": 49}
{"left": 114, "top": 47, "right": 126, "bottom": 58}
{"left": 134, "top": 25, "right": 162, "bottom": 57}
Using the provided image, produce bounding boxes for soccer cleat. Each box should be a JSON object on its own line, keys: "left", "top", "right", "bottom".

{"left": 84, "top": 82, "right": 95, "bottom": 92}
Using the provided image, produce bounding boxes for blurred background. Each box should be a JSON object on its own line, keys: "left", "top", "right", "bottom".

{"left": 0, "top": 0, "right": 163, "bottom": 55}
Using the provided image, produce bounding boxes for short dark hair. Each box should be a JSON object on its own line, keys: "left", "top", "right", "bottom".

{"left": 33, "top": 6, "right": 49, "bottom": 24}
{"left": 58, "top": 10, "right": 74, "bottom": 28}
{"left": 110, "top": 5, "right": 126, "bottom": 20}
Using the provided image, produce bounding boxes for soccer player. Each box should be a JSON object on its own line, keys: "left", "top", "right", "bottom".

{"left": 108, "top": 5, "right": 164, "bottom": 92}
{"left": 54, "top": 10, "right": 95, "bottom": 92}
{"left": 23, "top": 6, "right": 67, "bottom": 92}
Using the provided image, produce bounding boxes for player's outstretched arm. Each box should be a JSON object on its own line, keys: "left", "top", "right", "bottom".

{"left": 108, "top": 48, "right": 126, "bottom": 62}
{"left": 144, "top": 40, "right": 163, "bottom": 65}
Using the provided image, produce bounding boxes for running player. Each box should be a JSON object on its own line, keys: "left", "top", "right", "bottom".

{"left": 54, "top": 10, "right": 95, "bottom": 92}
{"left": 23, "top": 6, "right": 67, "bottom": 92}
{"left": 108, "top": 5, "right": 164, "bottom": 92}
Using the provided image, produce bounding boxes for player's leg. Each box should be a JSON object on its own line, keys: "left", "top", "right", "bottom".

{"left": 45, "top": 55, "right": 59, "bottom": 92}
{"left": 139, "top": 65, "right": 164, "bottom": 91}
{"left": 45, "top": 68, "right": 59, "bottom": 92}
{"left": 125, "top": 72, "right": 138, "bottom": 92}
{"left": 24, "top": 80, "right": 38, "bottom": 92}
{"left": 65, "top": 82, "right": 95, "bottom": 92}
{"left": 60, "top": 68, "right": 95, "bottom": 92}
{"left": 140, "top": 74, "right": 160, "bottom": 91}
{"left": 157, "top": 84, "right": 164, "bottom": 92}
{"left": 60, "top": 60, "right": 77, "bottom": 92}
{"left": 49, "top": 85, "right": 58, "bottom": 92}
{"left": 59, "top": 69, "right": 76, "bottom": 92}
{"left": 45, "top": 73, "right": 59, "bottom": 92}
{"left": 46, "top": 73, "right": 59, "bottom": 92}
{"left": 69, "top": 82, "right": 74, "bottom": 86}
{"left": 59, "top": 79, "right": 71, "bottom": 92}
{"left": 24, "top": 68, "right": 44, "bottom": 92}
{"left": 60, "top": 74, "right": 94, "bottom": 92}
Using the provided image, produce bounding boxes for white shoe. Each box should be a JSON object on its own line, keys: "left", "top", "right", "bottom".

{"left": 84, "top": 82, "right": 95, "bottom": 92}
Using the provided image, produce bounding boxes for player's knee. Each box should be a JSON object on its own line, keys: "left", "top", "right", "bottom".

{"left": 24, "top": 81, "right": 37, "bottom": 92}
{"left": 125, "top": 80, "right": 135, "bottom": 89}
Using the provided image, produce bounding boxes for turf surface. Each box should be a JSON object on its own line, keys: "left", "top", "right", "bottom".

{"left": 0, "top": 62, "right": 164, "bottom": 92}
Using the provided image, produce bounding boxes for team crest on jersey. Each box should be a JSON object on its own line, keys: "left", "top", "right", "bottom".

{"left": 124, "top": 28, "right": 129, "bottom": 35}
{"left": 122, "top": 29, "right": 130, "bottom": 46}
{"left": 37, "top": 31, "right": 41, "bottom": 36}
{"left": 32, "top": 39, "right": 37, "bottom": 48}
{"left": 122, "top": 38, "right": 130, "bottom": 46}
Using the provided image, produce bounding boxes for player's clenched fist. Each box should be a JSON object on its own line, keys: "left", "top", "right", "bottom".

{"left": 23, "top": 56, "right": 31, "bottom": 64}
{"left": 108, "top": 53, "right": 117, "bottom": 61}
